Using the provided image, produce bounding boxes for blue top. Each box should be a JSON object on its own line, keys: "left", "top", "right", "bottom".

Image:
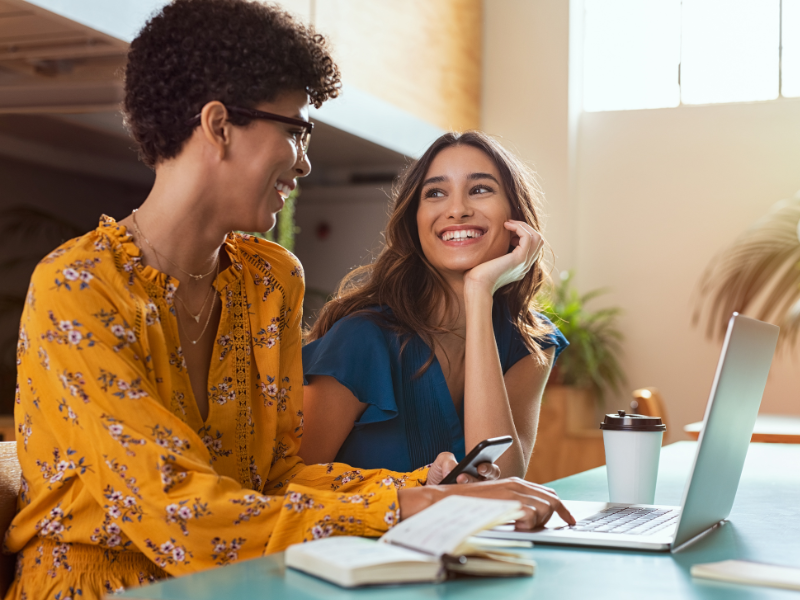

{"left": 302, "top": 303, "right": 568, "bottom": 472}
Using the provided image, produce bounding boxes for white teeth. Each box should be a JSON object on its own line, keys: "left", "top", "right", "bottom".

{"left": 274, "top": 182, "right": 291, "bottom": 199}
{"left": 440, "top": 229, "right": 484, "bottom": 241}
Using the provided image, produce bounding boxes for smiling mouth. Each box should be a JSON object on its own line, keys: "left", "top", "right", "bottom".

{"left": 274, "top": 181, "right": 292, "bottom": 199}
{"left": 439, "top": 229, "right": 485, "bottom": 242}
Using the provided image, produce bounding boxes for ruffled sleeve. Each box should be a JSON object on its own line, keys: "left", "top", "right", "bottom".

{"left": 302, "top": 313, "right": 398, "bottom": 426}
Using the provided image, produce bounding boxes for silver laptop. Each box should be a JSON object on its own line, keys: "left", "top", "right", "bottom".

{"left": 479, "top": 313, "right": 779, "bottom": 552}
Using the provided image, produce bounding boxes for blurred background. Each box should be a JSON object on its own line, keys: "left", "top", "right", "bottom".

{"left": 0, "top": 0, "right": 798, "bottom": 478}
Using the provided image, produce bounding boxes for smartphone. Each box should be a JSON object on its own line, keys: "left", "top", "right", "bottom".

{"left": 440, "top": 436, "right": 513, "bottom": 485}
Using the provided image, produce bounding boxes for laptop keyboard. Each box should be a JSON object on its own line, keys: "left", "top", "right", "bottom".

{"left": 568, "top": 506, "right": 680, "bottom": 536}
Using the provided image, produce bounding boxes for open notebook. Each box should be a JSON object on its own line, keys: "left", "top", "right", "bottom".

{"left": 284, "top": 495, "right": 535, "bottom": 587}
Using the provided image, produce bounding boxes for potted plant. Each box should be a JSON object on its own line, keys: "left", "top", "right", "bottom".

{"left": 694, "top": 195, "right": 800, "bottom": 346}
{"left": 526, "top": 271, "right": 626, "bottom": 482}
{"left": 540, "top": 270, "right": 626, "bottom": 406}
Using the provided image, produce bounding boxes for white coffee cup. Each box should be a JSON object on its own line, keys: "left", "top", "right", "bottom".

{"left": 600, "top": 410, "right": 666, "bottom": 505}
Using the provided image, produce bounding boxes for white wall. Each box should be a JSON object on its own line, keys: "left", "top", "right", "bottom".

{"left": 483, "top": 0, "right": 800, "bottom": 441}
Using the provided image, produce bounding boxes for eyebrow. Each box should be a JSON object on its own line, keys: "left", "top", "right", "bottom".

{"left": 468, "top": 172, "right": 500, "bottom": 184}
{"left": 421, "top": 175, "right": 447, "bottom": 187}
{"left": 421, "top": 172, "right": 500, "bottom": 187}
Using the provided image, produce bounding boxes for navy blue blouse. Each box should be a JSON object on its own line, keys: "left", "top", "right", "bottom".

{"left": 302, "top": 303, "right": 568, "bottom": 472}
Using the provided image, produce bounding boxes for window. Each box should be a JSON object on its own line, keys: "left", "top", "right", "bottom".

{"left": 783, "top": 0, "right": 800, "bottom": 96}
{"left": 583, "top": 0, "right": 799, "bottom": 111}
{"left": 583, "top": 0, "right": 681, "bottom": 112}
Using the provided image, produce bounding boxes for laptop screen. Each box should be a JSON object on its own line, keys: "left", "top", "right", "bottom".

{"left": 672, "top": 314, "right": 778, "bottom": 550}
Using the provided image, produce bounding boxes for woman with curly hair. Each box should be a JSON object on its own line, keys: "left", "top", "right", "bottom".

{"left": 5, "top": 1, "right": 572, "bottom": 598}
{"left": 300, "top": 132, "right": 568, "bottom": 478}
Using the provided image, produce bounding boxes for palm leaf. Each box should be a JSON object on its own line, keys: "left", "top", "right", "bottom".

{"left": 783, "top": 299, "right": 800, "bottom": 347}
{"left": 579, "top": 288, "right": 610, "bottom": 306}
{"left": 694, "top": 197, "right": 800, "bottom": 346}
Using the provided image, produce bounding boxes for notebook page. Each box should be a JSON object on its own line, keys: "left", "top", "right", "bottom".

{"left": 286, "top": 537, "right": 435, "bottom": 568}
{"left": 380, "top": 495, "right": 522, "bottom": 557}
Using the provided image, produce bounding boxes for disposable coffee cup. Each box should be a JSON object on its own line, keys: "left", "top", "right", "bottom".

{"left": 600, "top": 410, "right": 666, "bottom": 505}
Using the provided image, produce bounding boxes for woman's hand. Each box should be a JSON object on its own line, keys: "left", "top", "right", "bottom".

{"left": 464, "top": 220, "right": 544, "bottom": 297}
{"left": 426, "top": 452, "right": 501, "bottom": 485}
{"left": 398, "top": 477, "right": 576, "bottom": 530}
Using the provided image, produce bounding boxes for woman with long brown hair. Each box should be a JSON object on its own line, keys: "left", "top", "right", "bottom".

{"left": 299, "top": 132, "right": 567, "bottom": 479}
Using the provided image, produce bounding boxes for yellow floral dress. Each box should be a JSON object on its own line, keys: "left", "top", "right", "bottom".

{"left": 4, "top": 216, "right": 426, "bottom": 600}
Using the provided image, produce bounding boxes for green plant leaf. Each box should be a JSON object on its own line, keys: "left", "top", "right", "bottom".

{"left": 541, "top": 271, "right": 626, "bottom": 405}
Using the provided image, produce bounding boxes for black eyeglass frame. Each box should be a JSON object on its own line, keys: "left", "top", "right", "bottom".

{"left": 187, "top": 105, "right": 314, "bottom": 157}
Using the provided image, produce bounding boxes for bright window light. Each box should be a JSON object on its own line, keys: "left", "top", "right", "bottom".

{"left": 782, "top": 0, "right": 800, "bottom": 97}
{"left": 583, "top": 0, "right": 681, "bottom": 112}
{"left": 681, "top": 0, "right": 780, "bottom": 105}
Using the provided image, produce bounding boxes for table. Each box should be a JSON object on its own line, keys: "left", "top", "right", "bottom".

{"left": 684, "top": 414, "right": 800, "bottom": 444}
{"left": 118, "top": 442, "right": 800, "bottom": 600}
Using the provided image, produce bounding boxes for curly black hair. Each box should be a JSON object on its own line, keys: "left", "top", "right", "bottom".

{"left": 123, "top": 0, "right": 340, "bottom": 168}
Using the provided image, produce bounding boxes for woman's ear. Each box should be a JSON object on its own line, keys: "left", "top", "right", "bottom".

{"left": 199, "top": 101, "right": 231, "bottom": 160}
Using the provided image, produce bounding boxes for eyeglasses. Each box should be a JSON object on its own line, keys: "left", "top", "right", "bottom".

{"left": 187, "top": 105, "right": 314, "bottom": 158}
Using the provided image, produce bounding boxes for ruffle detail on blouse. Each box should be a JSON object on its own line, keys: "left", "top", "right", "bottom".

{"left": 97, "top": 214, "right": 245, "bottom": 292}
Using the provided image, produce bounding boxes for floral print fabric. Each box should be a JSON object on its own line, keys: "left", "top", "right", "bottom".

{"left": 4, "top": 217, "right": 426, "bottom": 600}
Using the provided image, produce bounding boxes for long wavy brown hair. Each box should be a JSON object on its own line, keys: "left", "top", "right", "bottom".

{"left": 307, "top": 131, "right": 554, "bottom": 370}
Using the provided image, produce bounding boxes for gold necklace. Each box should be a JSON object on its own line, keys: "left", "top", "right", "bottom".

{"left": 132, "top": 209, "right": 218, "bottom": 281}
{"left": 132, "top": 212, "right": 219, "bottom": 344}
{"left": 175, "top": 259, "right": 219, "bottom": 345}
{"left": 175, "top": 281, "right": 214, "bottom": 323}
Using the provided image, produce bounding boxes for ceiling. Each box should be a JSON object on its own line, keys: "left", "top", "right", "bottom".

{"left": 0, "top": 109, "right": 407, "bottom": 188}
{"left": 0, "top": 112, "right": 136, "bottom": 161}
{"left": 0, "top": 0, "right": 127, "bottom": 112}
{"left": 0, "top": 0, "right": 406, "bottom": 187}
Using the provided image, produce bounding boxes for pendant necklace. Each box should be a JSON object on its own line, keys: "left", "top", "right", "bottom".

{"left": 175, "top": 281, "right": 214, "bottom": 323}
{"left": 176, "top": 259, "right": 219, "bottom": 344}
{"left": 132, "top": 210, "right": 220, "bottom": 344}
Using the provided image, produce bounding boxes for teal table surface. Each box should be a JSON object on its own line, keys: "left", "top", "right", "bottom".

{"left": 118, "top": 442, "right": 800, "bottom": 599}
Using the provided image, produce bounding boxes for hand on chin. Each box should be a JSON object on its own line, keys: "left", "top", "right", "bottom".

{"left": 463, "top": 221, "right": 543, "bottom": 296}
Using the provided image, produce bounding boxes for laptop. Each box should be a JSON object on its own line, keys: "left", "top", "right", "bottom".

{"left": 479, "top": 313, "right": 779, "bottom": 552}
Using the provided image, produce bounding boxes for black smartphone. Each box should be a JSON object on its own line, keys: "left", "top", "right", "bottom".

{"left": 439, "top": 435, "right": 513, "bottom": 485}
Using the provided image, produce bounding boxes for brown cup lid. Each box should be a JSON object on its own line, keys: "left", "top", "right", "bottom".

{"left": 600, "top": 410, "right": 666, "bottom": 432}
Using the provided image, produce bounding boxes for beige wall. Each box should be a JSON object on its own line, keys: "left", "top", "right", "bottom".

{"left": 483, "top": 0, "right": 800, "bottom": 441}
{"left": 482, "top": 0, "right": 574, "bottom": 270}
{"left": 278, "top": 0, "right": 482, "bottom": 132}
{"left": 576, "top": 102, "right": 800, "bottom": 437}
